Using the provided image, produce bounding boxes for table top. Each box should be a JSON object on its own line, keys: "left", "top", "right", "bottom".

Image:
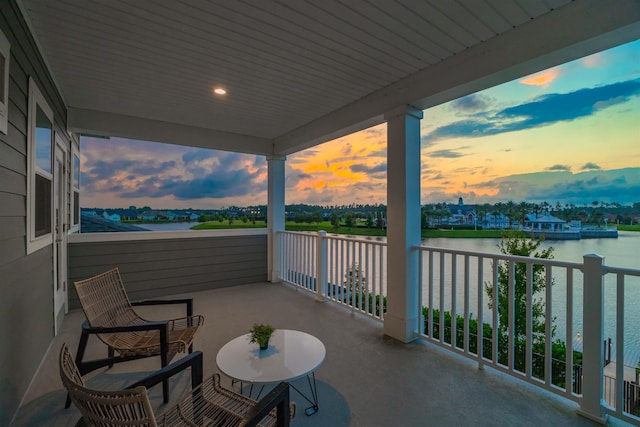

{"left": 216, "top": 329, "right": 326, "bottom": 383}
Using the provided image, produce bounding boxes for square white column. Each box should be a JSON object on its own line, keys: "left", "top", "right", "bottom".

{"left": 383, "top": 105, "right": 423, "bottom": 343}
{"left": 267, "top": 156, "right": 286, "bottom": 283}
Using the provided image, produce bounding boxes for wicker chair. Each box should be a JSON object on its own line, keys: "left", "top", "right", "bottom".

{"left": 60, "top": 343, "right": 295, "bottom": 427}
{"left": 69, "top": 267, "right": 205, "bottom": 406}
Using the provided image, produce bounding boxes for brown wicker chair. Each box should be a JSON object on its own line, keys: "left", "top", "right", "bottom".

{"left": 60, "top": 343, "right": 295, "bottom": 427}
{"left": 69, "top": 267, "right": 205, "bottom": 406}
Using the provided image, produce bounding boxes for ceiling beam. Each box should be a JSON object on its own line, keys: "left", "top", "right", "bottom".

{"left": 274, "top": 0, "right": 640, "bottom": 156}
{"left": 67, "top": 107, "right": 274, "bottom": 156}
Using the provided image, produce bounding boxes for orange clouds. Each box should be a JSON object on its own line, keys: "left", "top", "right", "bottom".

{"left": 581, "top": 52, "right": 603, "bottom": 68}
{"left": 287, "top": 125, "right": 388, "bottom": 204}
{"left": 519, "top": 69, "right": 560, "bottom": 87}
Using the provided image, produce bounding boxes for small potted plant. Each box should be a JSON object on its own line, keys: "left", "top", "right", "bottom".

{"left": 249, "top": 323, "right": 275, "bottom": 350}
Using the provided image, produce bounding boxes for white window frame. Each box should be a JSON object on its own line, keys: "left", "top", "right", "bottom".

{"left": 70, "top": 144, "right": 80, "bottom": 233}
{"left": 0, "top": 27, "right": 10, "bottom": 134}
{"left": 26, "top": 77, "right": 55, "bottom": 254}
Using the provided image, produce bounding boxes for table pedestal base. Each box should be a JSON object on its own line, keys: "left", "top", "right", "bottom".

{"left": 289, "top": 372, "right": 319, "bottom": 416}
{"left": 234, "top": 372, "right": 320, "bottom": 416}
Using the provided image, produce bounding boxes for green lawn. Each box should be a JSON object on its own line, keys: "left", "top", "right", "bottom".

{"left": 191, "top": 220, "right": 268, "bottom": 230}
{"left": 191, "top": 220, "right": 509, "bottom": 238}
{"left": 421, "top": 229, "right": 504, "bottom": 238}
{"left": 614, "top": 224, "right": 640, "bottom": 232}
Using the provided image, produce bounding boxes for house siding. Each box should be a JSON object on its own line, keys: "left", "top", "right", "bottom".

{"left": 0, "top": 1, "right": 70, "bottom": 424}
{"left": 68, "top": 234, "right": 268, "bottom": 308}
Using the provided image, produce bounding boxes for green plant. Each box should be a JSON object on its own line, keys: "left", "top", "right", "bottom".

{"left": 249, "top": 324, "right": 275, "bottom": 348}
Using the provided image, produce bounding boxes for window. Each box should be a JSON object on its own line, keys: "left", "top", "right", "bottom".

{"left": 0, "top": 28, "right": 10, "bottom": 134}
{"left": 71, "top": 148, "right": 80, "bottom": 231}
{"left": 27, "top": 78, "right": 54, "bottom": 254}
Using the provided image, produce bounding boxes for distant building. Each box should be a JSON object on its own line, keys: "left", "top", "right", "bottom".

{"left": 82, "top": 213, "right": 147, "bottom": 233}
{"left": 524, "top": 213, "right": 566, "bottom": 232}
{"left": 447, "top": 197, "right": 477, "bottom": 225}
{"left": 102, "top": 211, "right": 121, "bottom": 222}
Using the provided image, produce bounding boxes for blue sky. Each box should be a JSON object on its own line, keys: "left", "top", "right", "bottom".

{"left": 80, "top": 39, "right": 640, "bottom": 209}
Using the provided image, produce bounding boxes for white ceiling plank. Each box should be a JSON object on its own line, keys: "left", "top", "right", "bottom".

{"left": 486, "top": 0, "right": 531, "bottom": 26}
{"left": 458, "top": 0, "right": 512, "bottom": 35}
{"left": 397, "top": 0, "right": 479, "bottom": 48}
{"left": 221, "top": 0, "right": 409, "bottom": 83}
{"left": 344, "top": 0, "right": 449, "bottom": 60}
{"left": 305, "top": 1, "right": 427, "bottom": 70}
{"left": 430, "top": 0, "right": 496, "bottom": 41}
{"left": 519, "top": 0, "right": 556, "bottom": 16}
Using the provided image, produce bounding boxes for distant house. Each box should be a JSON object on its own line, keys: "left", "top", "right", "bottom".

{"left": 119, "top": 209, "right": 139, "bottom": 221}
{"left": 82, "top": 213, "right": 148, "bottom": 233}
{"left": 524, "top": 213, "right": 566, "bottom": 231}
{"left": 165, "top": 211, "right": 179, "bottom": 221}
{"left": 189, "top": 213, "right": 200, "bottom": 221}
{"left": 102, "top": 211, "right": 121, "bottom": 222}
{"left": 446, "top": 197, "right": 477, "bottom": 225}
{"left": 140, "top": 210, "right": 167, "bottom": 221}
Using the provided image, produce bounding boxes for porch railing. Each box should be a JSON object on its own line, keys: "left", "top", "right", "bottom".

{"left": 417, "top": 246, "right": 584, "bottom": 402}
{"left": 277, "top": 230, "right": 640, "bottom": 424}
{"left": 277, "top": 231, "right": 387, "bottom": 321}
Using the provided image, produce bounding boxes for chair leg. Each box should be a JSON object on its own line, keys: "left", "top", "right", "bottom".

{"left": 66, "top": 330, "right": 90, "bottom": 409}
{"left": 108, "top": 347, "right": 114, "bottom": 368}
{"left": 160, "top": 325, "right": 169, "bottom": 403}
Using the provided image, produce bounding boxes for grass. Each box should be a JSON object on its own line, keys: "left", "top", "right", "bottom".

{"left": 421, "top": 229, "right": 504, "bottom": 238}
{"left": 191, "top": 220, "right": 508, "bottom": 238}
{"left": 614, "top": 224, "right": 640, "bottom": 232}
{"left": 191, "top": 220, "right": 268, "bottom": 230}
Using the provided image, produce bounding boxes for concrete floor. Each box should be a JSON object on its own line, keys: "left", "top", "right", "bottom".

{"left": 12, "top": 282, "right": 622, "bottom": 426}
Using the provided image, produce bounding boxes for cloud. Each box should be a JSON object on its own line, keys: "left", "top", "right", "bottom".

{"left": 182, "top": 149, "right": 217, "bottom": 163}
{"left": 350, "top": 163, "right": 387, "bottom": 174}
{"left": 428, "top": 149, "right": 467, "bottom": 158}
{"left": 450, "top": 94, "right": 492, "bottom": 113}
{"left": 546, "top": 164, "right": 571, "bottom": 172}
{"left": 362, "top": 126, "right": 386, "bottom": 140}
{"left": 423, "top": 79, "right": 640, "bottom": 142}
{"left": 465, "top": 168, "right": 640, "bottom": 205}
{"left": 520, "top": 69, "right": 560, "bottom": 87}
{"left": 81, "top": 137, "right": 268, "bottom": 205}
{"left": 581, "top": 162, "right": 601, "bottom": 170}
{"left": 581, "top": 52, "right": 603, "bottom": 68}
{"left": 120, "top": 167, "right": 265, "bottom": 200}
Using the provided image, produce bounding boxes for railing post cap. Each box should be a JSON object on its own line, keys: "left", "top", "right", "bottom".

{"left": 318, "top": 230, "right": 327, "bottom": 236}
{"left": 583, "top": 253, "right": 604, "bottom": 260}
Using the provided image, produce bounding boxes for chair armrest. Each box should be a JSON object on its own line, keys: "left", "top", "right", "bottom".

{"left": 81, "top": 319, "right": 168, "bottom": 335}
{"left": 132, "top": 298, "right": 193, "bottom": 317}
{"left": 126, "top": 351, "right": 203, "bottom": 391}
{"left": 239, "top": 382, "right": 291, "bottom": 427}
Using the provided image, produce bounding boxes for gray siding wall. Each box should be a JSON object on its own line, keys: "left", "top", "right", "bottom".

{"left": 0, "top": 2, "right": 69, "bottom": 424}
{"left": 68, "top": 234, "right": 268, "bottom": 309}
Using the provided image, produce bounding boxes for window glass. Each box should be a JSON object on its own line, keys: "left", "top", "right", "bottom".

{"left": 35, "top": 173, "right": 52, "bottom": 236}
{"left": 35, "top": 105, "right": 52, "bottom": 173}
{"left": 0, "top": 54, "right": 5, "bottom": 100}
{"left": 74, "top": 154, "right": 80, "bottom": 189}
{"left": 74, "top": 191, "right": 80, "bottom": 225}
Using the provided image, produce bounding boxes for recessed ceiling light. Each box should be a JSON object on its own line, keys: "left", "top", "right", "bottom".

{"left": 214, "top": 88, "right": 226, "bottom": 95}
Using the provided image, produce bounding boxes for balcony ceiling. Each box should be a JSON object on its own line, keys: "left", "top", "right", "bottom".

{"left": 18, "top": 0, "right": 640, "bottom": 156}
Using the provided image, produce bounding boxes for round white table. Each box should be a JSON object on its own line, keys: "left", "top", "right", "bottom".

{"left": 216, "top": 329, "right": 326, "bottom": 415}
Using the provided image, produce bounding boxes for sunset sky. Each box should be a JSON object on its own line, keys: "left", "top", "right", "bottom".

{"left": 80, "top": 39, "right": 640, "bottom": 209}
